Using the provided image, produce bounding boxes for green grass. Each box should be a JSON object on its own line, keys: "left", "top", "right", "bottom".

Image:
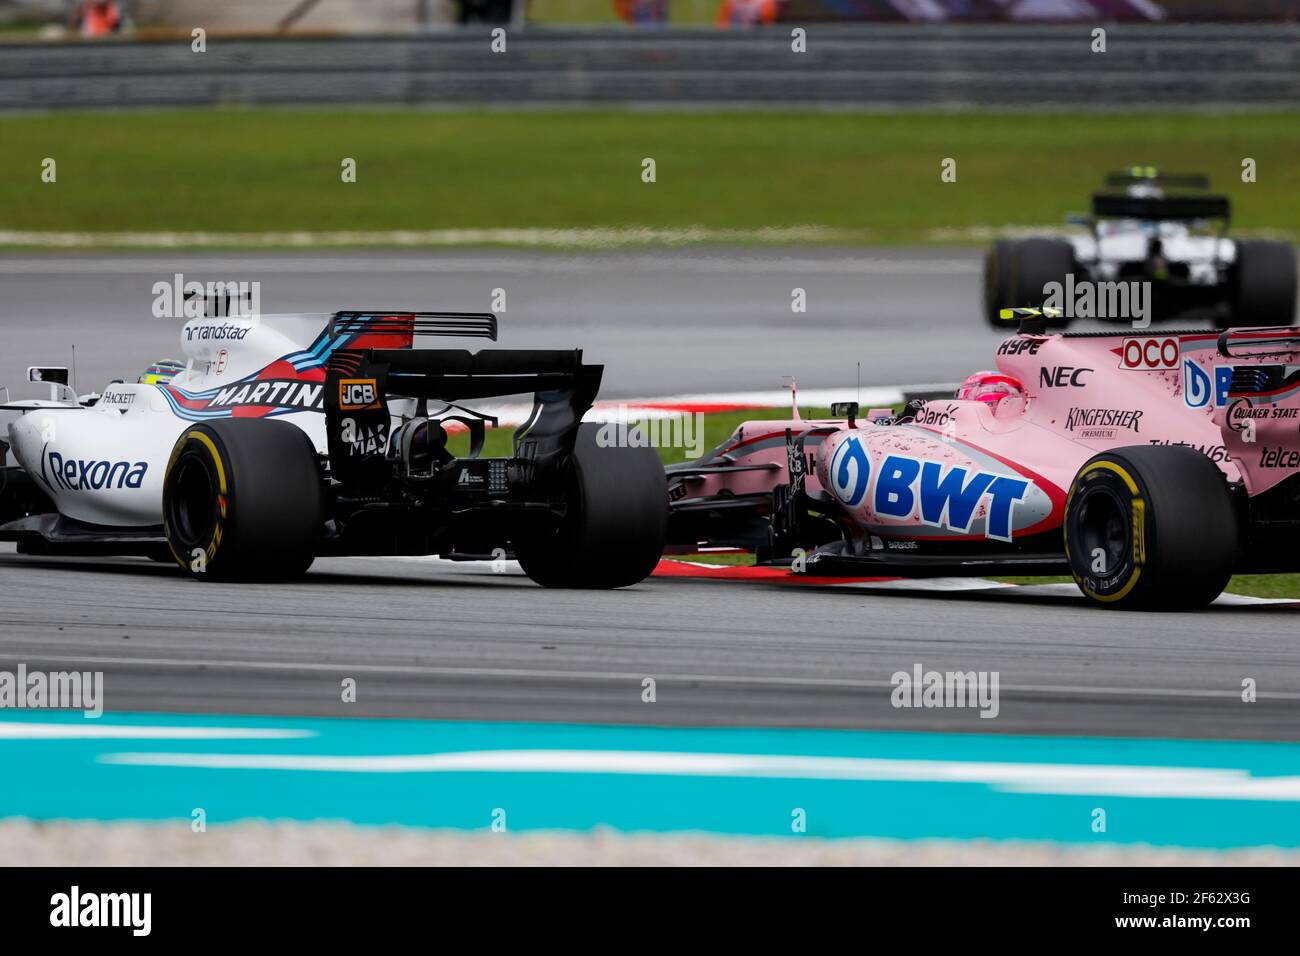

{"left": 657, "top": 406, "right": 834, "bottom": 465}
{"left": 447, "top": 405, "right": 832, "bottom": 462}
{"left": 528, "top": 0, "right": 716, "bottom": 24}
{"left": 5, "top": 110, "right": 1300, "bottom": 244}
{"left": 673, "top": 552, "right": 756, "bottom": 565}
{"left": 1219, "top": 575, "right": 1300, "bottom": 599}
{"left": 0, "top": 25, "right": 46, "bottom": 37}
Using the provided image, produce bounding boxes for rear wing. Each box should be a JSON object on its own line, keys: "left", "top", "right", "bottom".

{"left": 323, "top": 347, "right": 603, "bottom": 485}
{"left": 1091, "top": 193, "right": 1231, "bottom": 223}
{"left": 365, "top": 348, "right": 597, "bottom": 403}
{"left": 1213, "top": 327, "right": 1300, "bottom": 499}
{"left": 1217, "top": 327, "right": 1300, "bottom": 359}
{"left": 1104, "top": 171, "right": 1210, "bottom": 190}
{"left": 328, "top": 311, "right": 498, "bottom": 341}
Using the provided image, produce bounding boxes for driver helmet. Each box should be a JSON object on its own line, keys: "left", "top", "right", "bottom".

{"left": 138, "top": 360, "right": 186, "bottom": 385}
{"left": 956, "top": 371, "right": 1024, "bottom": 408}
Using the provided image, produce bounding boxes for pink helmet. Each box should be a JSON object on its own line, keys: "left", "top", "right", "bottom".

{"left": 956, "top": 370, "right": 1024, "bottom": 408}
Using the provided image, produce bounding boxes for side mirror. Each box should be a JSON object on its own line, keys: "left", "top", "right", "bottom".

{"left": 831, "top": 401, "right": 859, "bottom": 426}
{"left": 28, "top": 366, "right": 69, "bottom": 385}
{"left": 998, "top": 308, "right": 1060, "bottom": 335}
{"left": 26, "top": 367, "right": 75, "bottom": 403}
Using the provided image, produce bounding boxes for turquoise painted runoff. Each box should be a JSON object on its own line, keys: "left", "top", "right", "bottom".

{"left": 2, "top": 711, "right": 1299, "bottom": 848}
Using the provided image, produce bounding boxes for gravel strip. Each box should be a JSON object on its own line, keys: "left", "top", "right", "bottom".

{"left": 3, "top": 820, "right": 1296, "bottom": 866}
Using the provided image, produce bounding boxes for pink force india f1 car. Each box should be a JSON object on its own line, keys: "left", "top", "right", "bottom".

{"left": 665, "top": 311, "right": 1300, "bottom": 610}
{"left": 0, "top": 312, "right": 666, "bottom": 587}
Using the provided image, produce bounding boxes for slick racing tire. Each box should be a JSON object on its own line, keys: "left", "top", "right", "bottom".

{"left": 515, "top": 423, "right": 667, "bottom": 589}
{"left": 1064, "top": 446, "right": 1237, "bottom": 611}
{"left": 1232, "top": 240, "right": 1298, "bottom": 327}
{"left": 1011, "top": 238, "right": 1076, "bottom": 328}
{"left": 163, "top": 419, "right": 323, "bottom": 581}
{"left": 982, "top": 240, "right": 1016, "bottom": 329}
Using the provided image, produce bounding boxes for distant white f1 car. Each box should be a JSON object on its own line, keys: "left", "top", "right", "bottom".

{"left": 984, "top": 168, "right": 1297, "bottom": 329}
{"left": 0, "top": 311, "right": 667, "bottom": 587}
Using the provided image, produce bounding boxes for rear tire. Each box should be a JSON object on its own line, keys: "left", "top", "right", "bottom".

{"left": 163, "top": 419, "right": 323, "bottom": 581}
{"left": 515, "top": 423, "right": 667, "bottom": 588}
{"left": 1011, "top": 238, "right": 1077, "bottom": 328}
{"left": 1232, "top": 240, "right": 1297, "bottom": 327}
{"left": 1064, "top": 445, "right": 1237, "bottom": 610}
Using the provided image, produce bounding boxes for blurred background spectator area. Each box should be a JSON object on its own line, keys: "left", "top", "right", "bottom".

{"left": 0, "top": 0, "right": 1295, "bottom": 38}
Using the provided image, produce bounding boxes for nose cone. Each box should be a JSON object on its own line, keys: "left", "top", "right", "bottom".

{"left": 7, "top": 410, "right": 63, "bottom": 485}
{"left": 7, "top": 412, "right": 46, "bottom": 466}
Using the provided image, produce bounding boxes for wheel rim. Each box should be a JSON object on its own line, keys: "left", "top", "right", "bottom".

{"left": 168, "top": 451, "right": 218, "bottom": 550}
{"left": 1075, "top": 487, "right": 1128, "bottom": 577}
{"left": 1068, "top": 479, "right": 1135, "bottom": 593}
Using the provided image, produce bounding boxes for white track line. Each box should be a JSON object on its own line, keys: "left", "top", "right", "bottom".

{"left": 1004, "top": 581, "right": 1300, "bottom": 606}
{"left": 3, "top": 226, "right": 1288, "bottom": 252}
{"left": 0, "top": 227, "right": 864, "bottom": 250}
{"left": 95, "top": 749, "right": 1300, "bottom": 801}
{"left": 463, "top": 384, "right": 951, "bottom": 429}
{"left": 0, "top": 253, "right": 978, "bottom": 276}
{"left": 4, "top": 653, "right": 1300, "bottom": 700}
{"left": 0, "top": 722, "right": 312, "bottom": 739}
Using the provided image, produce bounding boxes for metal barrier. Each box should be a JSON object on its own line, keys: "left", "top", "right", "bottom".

{"left": 3, "top": 24, "right": 1298, "bottom": 110}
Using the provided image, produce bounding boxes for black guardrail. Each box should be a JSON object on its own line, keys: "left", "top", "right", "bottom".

{"left": 3, "top": 24, "right": 1298, "bottom": 110}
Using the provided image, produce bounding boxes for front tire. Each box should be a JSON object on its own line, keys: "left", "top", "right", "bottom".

{"left": 1011, "top": 238, "right": 1076, "bottom": 328}
{"left": 163, "top": 419, "right": 323, "bottom": 581}
{"left": 983, "top": 240, "right": 1015, "bottom": 329}
{"left": 515, "top": 423, "right": 667, "bottom": 588}
{"left": 1064, "top": 446, "right": 1237, "bottom": 610}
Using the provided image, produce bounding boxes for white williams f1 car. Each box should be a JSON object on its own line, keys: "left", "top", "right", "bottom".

{"left": 0, "top": 312, "right": 667, "bottom": 587}
{"left": 984, "top": 168, "right": 1297, "bottom": 329}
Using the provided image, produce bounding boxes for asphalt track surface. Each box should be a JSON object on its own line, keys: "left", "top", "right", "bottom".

{"left": 1, "top": 249, "right": 1294, "bottom": 743}
{"left": 1, "top": 548, "right": 1298, "bottom": 741}
{"left": 3, "top": 247, "right": 1002, "bottom": 397}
